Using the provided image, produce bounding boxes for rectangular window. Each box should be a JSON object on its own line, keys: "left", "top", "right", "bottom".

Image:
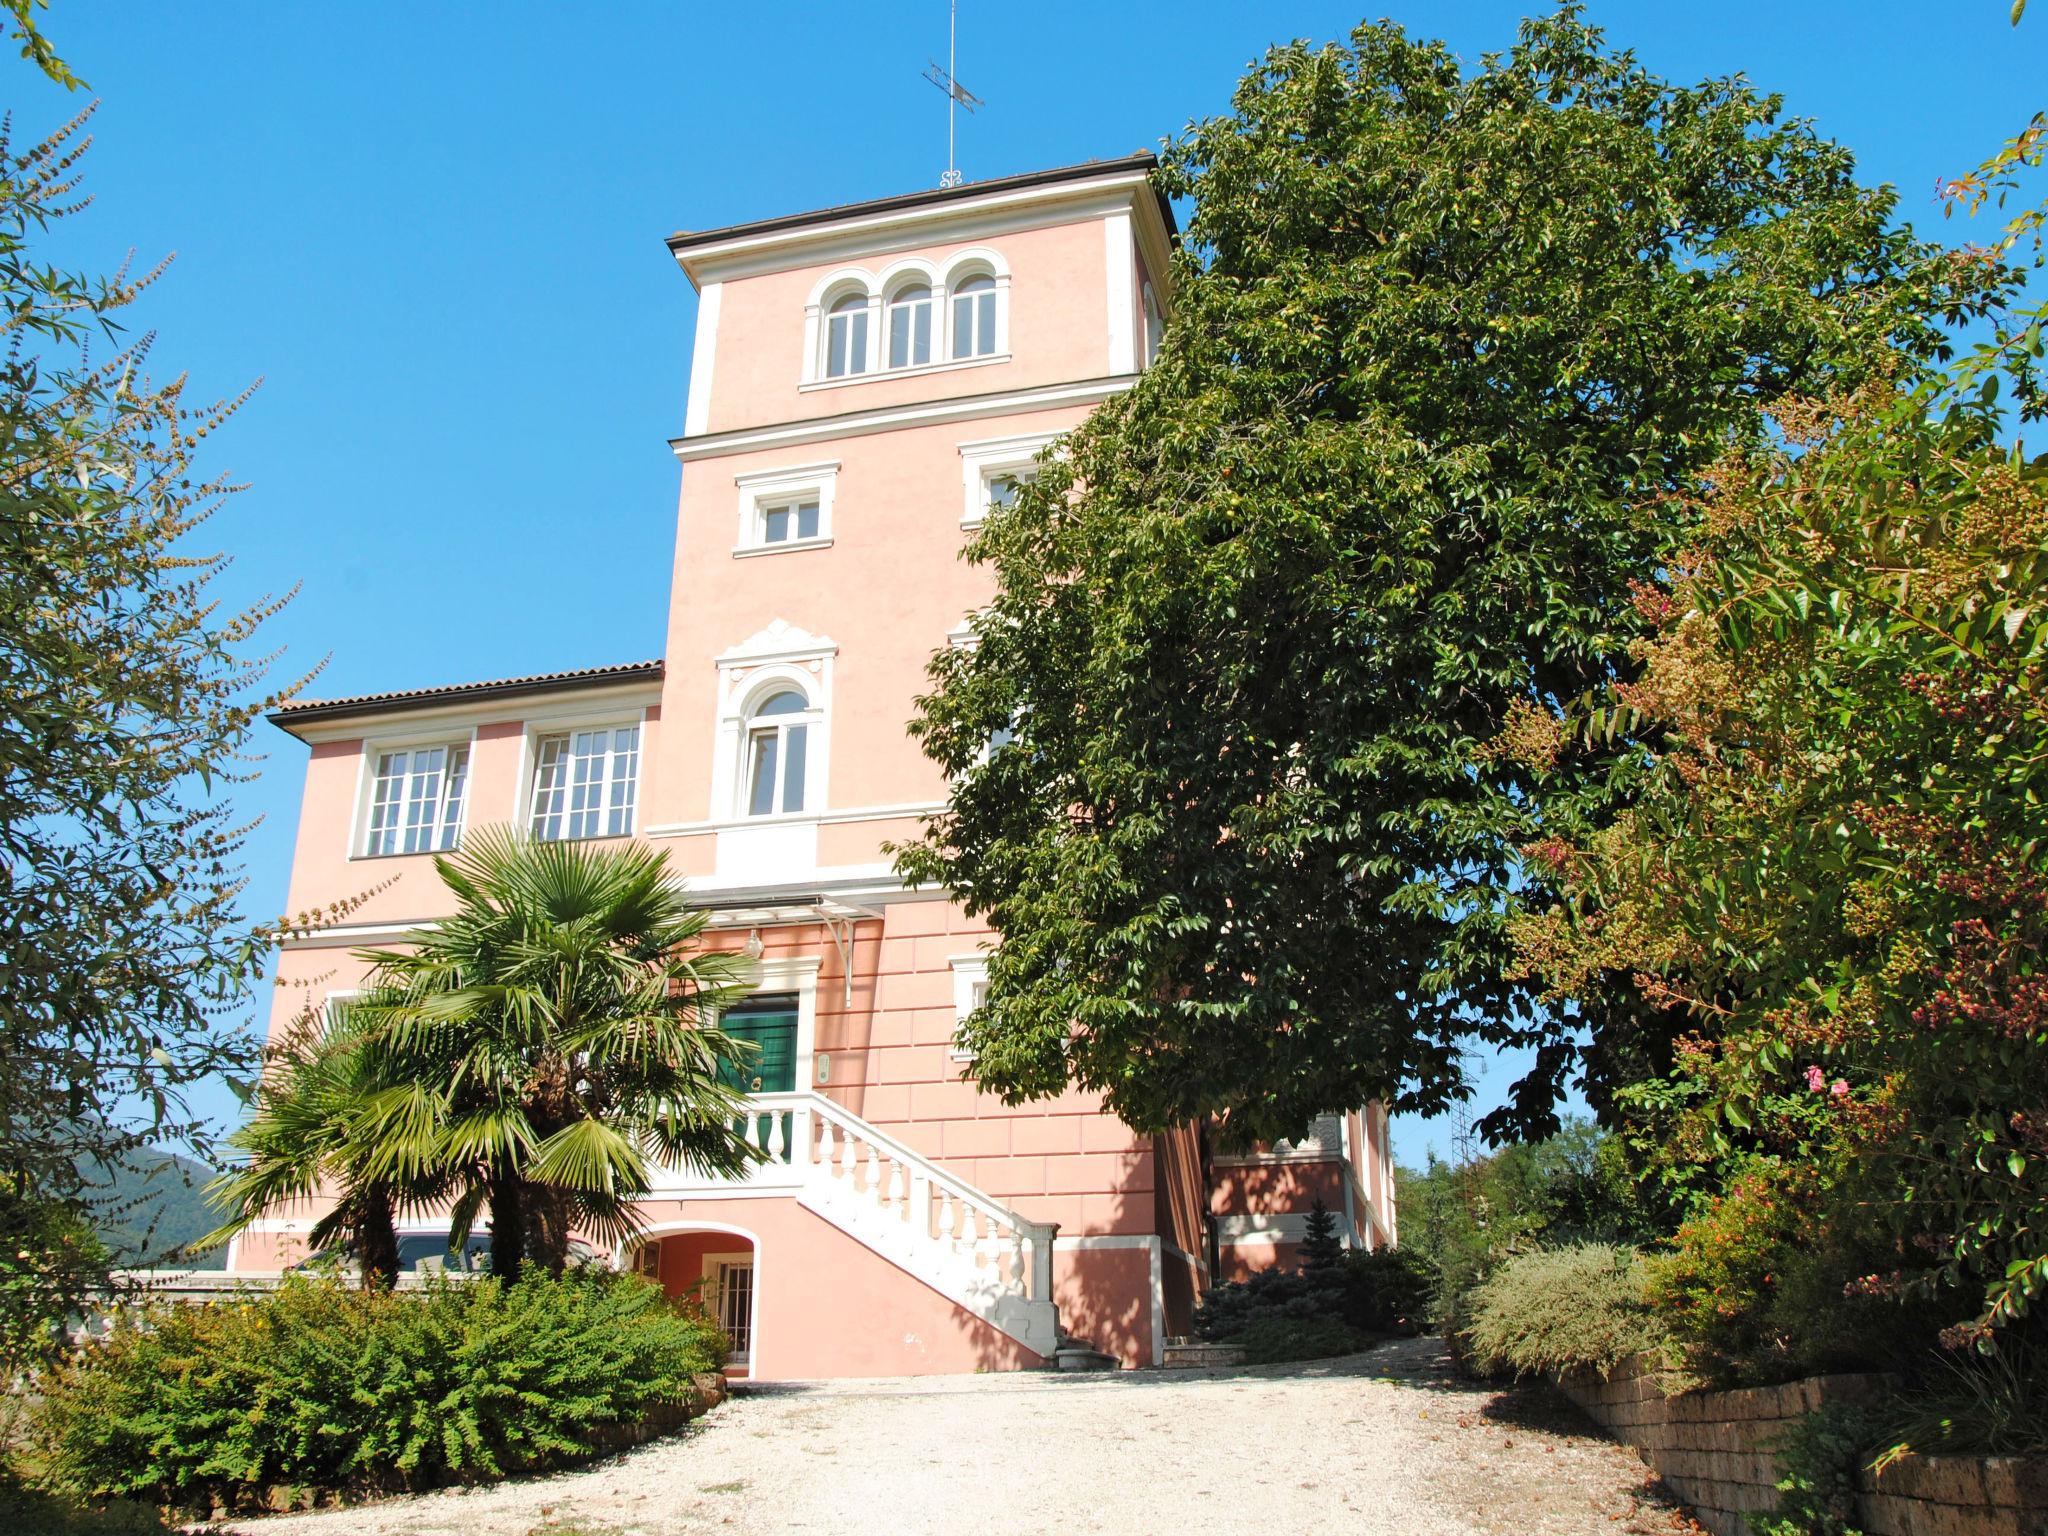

{"left": 744, "top": 721, "right": 808, "bottom": 815}
{"left": 760, "top": 498, "right": 821, "bottom": 544}
{"left": 952, "top": 283, "right": 996, "bottom": 359}
{"left": 529, "top": 724, "right": 639, "bottom": 841}
{"left": 887, "top": 289, "right": 933, "bottom": 369}
{"left": 363, "top": 743, "right": 469, "bottom": 856}
{"left": 825, "top": 306, "right": 868, "bottom": 378}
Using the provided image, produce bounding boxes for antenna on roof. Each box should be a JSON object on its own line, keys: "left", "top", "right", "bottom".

{"left": 922, "top": 0, "right": 982, "bottom": 188}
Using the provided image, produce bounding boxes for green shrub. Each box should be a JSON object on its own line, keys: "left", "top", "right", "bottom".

{"left": 1233, "top": 1315, "right": 1370, "bottom": 1364}
{"left": 1750, "top": 1404, "right": 1881, "bottom": 1536}
{"left": 1195, "top": 1241, "right": 1429, "bottom": 1344}
{"left": 1193, "top": 1264, "right": 1337, "bottom": 1341}
{"left": 1464, "top": 1243, "right": 1666, "bottom": 1380}
{"left": 1337, "top": 1246, "right": 1431, "bottom": 1334}
{"left": 32, "top": 1271, "right": 724, "bottom": 1512}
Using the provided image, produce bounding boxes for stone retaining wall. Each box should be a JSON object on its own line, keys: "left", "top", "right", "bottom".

{"left": 1558, "top": 1355, "right": 2047, "bottom": 1536}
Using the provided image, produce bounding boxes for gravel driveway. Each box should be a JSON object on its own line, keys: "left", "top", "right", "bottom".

{"left": 217, "top": 1338, "right": 1694, "bottom": 1536}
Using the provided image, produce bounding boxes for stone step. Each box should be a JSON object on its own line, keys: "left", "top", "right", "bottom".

{"left": 1161, "top": 1341, "right": 1246, "bottom": 1369}
{"left": 1054, "top": 1340, "right": 1122, "bottom": 1371}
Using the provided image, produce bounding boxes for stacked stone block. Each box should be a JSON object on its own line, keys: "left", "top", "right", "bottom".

{"left": 1558, "top": 1355, "right": 2046, "bottom": 1536}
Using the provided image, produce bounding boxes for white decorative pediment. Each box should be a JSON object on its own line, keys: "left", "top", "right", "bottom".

{"left": 715, "top": 618, "right": 838, "bottom": 667}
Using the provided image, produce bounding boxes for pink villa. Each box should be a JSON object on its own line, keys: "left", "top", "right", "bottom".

{"left": 234, "top": 153, "right": 1399, "bottom": 1377}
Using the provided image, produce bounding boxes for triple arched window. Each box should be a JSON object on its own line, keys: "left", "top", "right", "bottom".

{"left": 807, "top": 251, "right": 1009, "bottom": 384}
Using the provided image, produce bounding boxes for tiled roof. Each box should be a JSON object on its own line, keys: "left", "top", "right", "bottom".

{"left": 269, "top": 660, "right": 664, "bottom": 731}
{"left": 666, "top": 151, "right": 1173, "bottom": 254}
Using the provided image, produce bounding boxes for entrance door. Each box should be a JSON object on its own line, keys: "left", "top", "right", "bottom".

{"left": 719, "top": 998, "right": 798, "bottom": 1157}
{"left": 718, "top": 998, "right": 797, "bottom": 1094}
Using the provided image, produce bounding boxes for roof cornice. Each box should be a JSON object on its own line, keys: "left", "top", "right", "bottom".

{"left": 668, "top": 153, "right": 1176, "bottom": 289}
{"left": 268, "top": 660, "right": 664, "bottom": 738}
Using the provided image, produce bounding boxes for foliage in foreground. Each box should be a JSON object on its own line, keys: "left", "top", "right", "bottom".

{"left": 1463, "top": 1244, "right": 1667, "bottom": 1381}
{"left": 898, "top": 4, "right": 2015, "bottom": 1147}
{"left": 1, "top": 92, "right": 305, "bottom": 1363}
{"left": 30, "top": 1272, "right": 724, "bottom": 1512}
{"left": 1510, "top": 351, "right": 2048, "bottom": 1358}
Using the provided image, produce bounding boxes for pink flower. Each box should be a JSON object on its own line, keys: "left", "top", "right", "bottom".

{"left": 1831, "top": 1080, "right": 1850, "bottom": 1098}
{"left": 1805, "top": 1065, "right": 1826, "bottom": 1092}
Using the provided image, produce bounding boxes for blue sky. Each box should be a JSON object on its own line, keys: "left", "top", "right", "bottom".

{"left": 20, "top": 2, "right": 2042, "bottom": 1168}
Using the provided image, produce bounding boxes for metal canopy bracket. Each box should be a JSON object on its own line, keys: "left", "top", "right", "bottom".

{"left": 689, "top": 889, "right": 879, "bottom": 1009}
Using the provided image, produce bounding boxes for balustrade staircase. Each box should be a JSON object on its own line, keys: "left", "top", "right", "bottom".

{"left": 667, "top": 1092, "right": 1065, "bottom": 1359}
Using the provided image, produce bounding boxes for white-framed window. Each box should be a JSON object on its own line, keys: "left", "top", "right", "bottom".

{"left": 361, "top": 741, "right": 470, "bottom": 857}
{"left": 529, "top": 723, "right": 640, "bottom": 841}
{"left": 1142, "top": 282, "right": 1164, "bottom": 364}
{"left": 958, "top": 431, "right": 1058, "bottom": 528}
{"left": 801, "top": 254, "right": 1009, "bottom": 387}
{"left": 949, "top": 954, "right": 989, "bottom": 1061}
{"left": 885, "top": 280, "right": 934, "bottom": 369}
{"left": 733, "top": 461, "right": 837, "bottom": 555}
{"left": 742, "top": 687, "right": 812, "bottom": 817}
{"left": 951, "top": 274, "right": 997, "bottom": 359}
{"left": 710, "top": 621, "right": 837, "bottom": 825}
{"left": 824, "top": 292, "right": 869, "bottom": 379}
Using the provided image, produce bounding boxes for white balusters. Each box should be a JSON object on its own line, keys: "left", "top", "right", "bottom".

{"left": 838, "top": 1120, "right": 859, "bottom": 1181}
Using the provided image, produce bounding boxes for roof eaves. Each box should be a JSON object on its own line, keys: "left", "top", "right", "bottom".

{"left": 665, "top": 151, "right": 1173, "bottom": 258}
{"left": 268, "top": 660, "right": 665, "bottom": 734}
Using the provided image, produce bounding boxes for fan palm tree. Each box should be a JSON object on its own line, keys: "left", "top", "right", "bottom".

{"left": 204, "top": 999, "right": 426, "bottom": 1288}
{"left": 344, "top": 828, "right": 761, "bottom": 1282}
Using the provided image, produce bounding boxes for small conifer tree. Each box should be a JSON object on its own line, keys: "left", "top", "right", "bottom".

{"left": 1300, "top": 1197, "right": 1342, "bottom": 1272}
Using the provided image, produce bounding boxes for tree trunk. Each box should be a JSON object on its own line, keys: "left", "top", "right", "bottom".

{"left": 488, "top": 1178, "right": 524, "bottom": 1286}
{"left": 528, "top": 1185, "right": 572, "bottom": 1275}
{"left": 358, "top": 1186, "right": 400, "bottom": 1291}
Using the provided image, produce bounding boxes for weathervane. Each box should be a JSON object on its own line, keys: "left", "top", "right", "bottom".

{"left": 922, "top": 0, "right": 982, "bottom": 188}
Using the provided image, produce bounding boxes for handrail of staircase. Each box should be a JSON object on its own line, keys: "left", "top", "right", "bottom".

{"left": 793, "top": 1090, "right": 1058, "bottom": 1249}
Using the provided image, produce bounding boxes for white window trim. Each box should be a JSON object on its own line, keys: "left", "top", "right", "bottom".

{"left": 949, "top": 952, "right": 989, "bottom": 1062}
{"left": 958, "top": 431, "right": 1059, "bottom": 528}
{"left": 349, "top": 728, "right": 477, "bottom": 860}
{"left": 711, "top": 621, "right": 836, "bottom": 823}
{"left": 733, "top": 460, "right": 838, "bottom": 556}
{"left": 518, "top": 707, "right": 649, "bottom": 844}
{"left": 799, "top": 250, "right": 1012, "bottom": 389}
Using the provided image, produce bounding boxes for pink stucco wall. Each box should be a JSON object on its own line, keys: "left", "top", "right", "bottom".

{"left": 242, "top": 165, "right": 1395, "bottom": 1374}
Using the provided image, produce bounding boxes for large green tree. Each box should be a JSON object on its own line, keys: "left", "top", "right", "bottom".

{"left": 1, "top": 88, "right": 302, "bottom": 1353}
{"left": 899, "top": 7, "right": 2020, "bottom": 1145}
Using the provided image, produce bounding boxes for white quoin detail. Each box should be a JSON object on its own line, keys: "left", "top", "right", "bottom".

{"left": 652, "top": 1092, "right": 1060, "bottom": 1358}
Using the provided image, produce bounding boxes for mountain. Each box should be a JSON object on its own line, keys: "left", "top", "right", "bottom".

{"left": 93, "top": 1147, "right": 228, "bottom": 1270}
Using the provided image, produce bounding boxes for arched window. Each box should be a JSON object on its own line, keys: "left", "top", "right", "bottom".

{"left": 951, "top": 274, "right": 997, "bottom": 359}
{"left": 886, "top": 282, "right": 933, "bottom": 369}
{"left": 744, "top": 688, "right": 810, "bottom": 816}
{"left": 824, "top": 293, "right": 869, "bottom": 379}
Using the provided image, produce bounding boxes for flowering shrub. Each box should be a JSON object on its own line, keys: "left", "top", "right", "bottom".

{"left": 1509, "top": 337, "right": 2048, "bottom": 1366}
